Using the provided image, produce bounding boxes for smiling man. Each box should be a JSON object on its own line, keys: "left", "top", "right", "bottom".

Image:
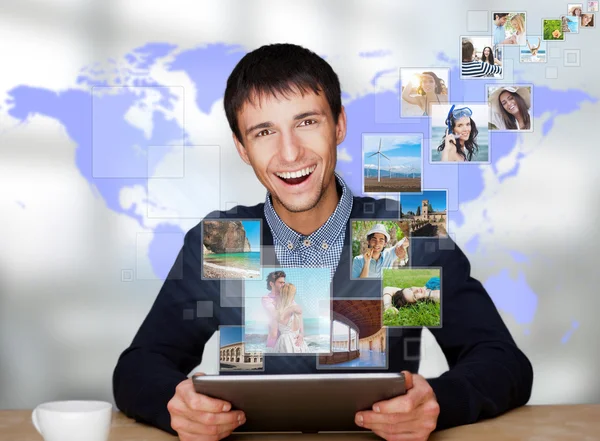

{"left": 352, "top": 223, "right": 409, "bottom": 278}
{"left": 113, "top": 43, "right": 533, "bottom": 441}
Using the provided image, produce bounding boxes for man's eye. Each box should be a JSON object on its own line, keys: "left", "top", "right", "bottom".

{"left": 257, "top": 129, "right": 271, "bottom": 137}
{"left": 300, "top": 119, "right": 316, "bottom": 126}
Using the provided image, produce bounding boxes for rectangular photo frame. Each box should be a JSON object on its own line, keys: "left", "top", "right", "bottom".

{"left": 400, "top": 68, "right": 451, "bottom": 118}
{"left": 201, "top": 218, "right": 263, "bottom": 281}
{"left": 542, "top": 18, "right": 566, "bottom": 41}
{"left": 382, "top": 266, "right": 443, "bottom": 329}
{"left": 219, "top": 325, "right": 265, "bottom": 373}
{"left": 519, "top": 35, "right": 547, "bottom": 63}
{"left": 316, "top": 298, "right": 388, "bottom": 370}
{"left": 362, "top": 133, "right": 424, "bottom": 194}
{"left": 560, "top": 15, "right": 581, "bottom": 33}
{"left": 242, "top": 266, "right": 333, "bottom": 356}
{"left": 580, "top": 12, "right": 596, "bottom": 27}
{"left": 350, "top": 220, "right": 412, "bottom": 280}
{"left": 429, "top": 103, "right": 491, "bottom": 164}
{"left": 460, "top": 35, "right": 504, "bottom": 79}
{"left": 487, "top": 84, "right": 534, "bottom": 132}
{"left": 400, "top": 190, "right": 449, "bottom": 238}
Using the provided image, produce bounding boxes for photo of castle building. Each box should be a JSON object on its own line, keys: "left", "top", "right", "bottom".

{"left": 400, "top": 191, "right": 448, "bottom": 237}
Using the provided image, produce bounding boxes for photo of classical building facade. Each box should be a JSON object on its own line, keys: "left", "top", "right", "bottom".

{"left": 219, "top": 327, "right": 263, "bottom": 372}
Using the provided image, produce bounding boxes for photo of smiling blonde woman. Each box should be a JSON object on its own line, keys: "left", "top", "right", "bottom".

{"left": 400, "top": 68, "right": 449, "bottom": 117}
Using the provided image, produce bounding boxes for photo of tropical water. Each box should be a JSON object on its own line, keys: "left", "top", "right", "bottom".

{"left": 202, "top": 219, "right": 261, "bottom": 279}
{"left": 431, "top": 126, "right": 489, "bottom": 162}
{"left": 204, "top": 252, "right": 261, "bottom": 272}
{"left": 244, "top": 317, "right": 332, "bottom": 353}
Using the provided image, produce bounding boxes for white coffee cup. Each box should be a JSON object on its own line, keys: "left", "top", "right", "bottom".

{"left": 31, "top": 400, "right": 112, "bottom": 441}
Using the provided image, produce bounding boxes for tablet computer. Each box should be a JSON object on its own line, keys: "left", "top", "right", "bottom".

{"left": 192, "top": 372, "right": 406, "bottom": 433}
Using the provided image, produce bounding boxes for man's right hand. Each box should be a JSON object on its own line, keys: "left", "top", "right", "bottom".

{"left": 363, "top": 248, "right": 373, "bottom": 262}
{"left": 167, "top": 373, "right": 246, "bottom": 440}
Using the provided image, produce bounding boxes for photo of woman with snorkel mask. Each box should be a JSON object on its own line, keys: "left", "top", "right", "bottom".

{"left": 430, "top": 104, "right": 490, "bottom": 163}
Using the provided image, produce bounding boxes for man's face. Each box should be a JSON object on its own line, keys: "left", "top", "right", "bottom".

{"left": 368, "top": 233, "right": 387, "bottom": 253}
{"left": 233, "top": 88, "right": 346, "bottom": 214}
{"left": 270, "top": 277, "right": 286, "bottom": 294}
{"left": 496, "top": 15, "right": 508, "bottom": 25}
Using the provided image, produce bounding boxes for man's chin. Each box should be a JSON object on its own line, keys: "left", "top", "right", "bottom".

{"left": 278, "top": 197, "right": 320, "bottom": 213}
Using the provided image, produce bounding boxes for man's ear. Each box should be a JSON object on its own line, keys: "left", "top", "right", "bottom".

{"left": 335, "top": 106, "right": 347, "bottom": 145}
{"left": 232, "top": 133, "right": 251, "bottom": 166}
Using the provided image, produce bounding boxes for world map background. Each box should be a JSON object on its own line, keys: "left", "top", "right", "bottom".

{"left": 1, "top": 0, "right": 599, "bottom": 409}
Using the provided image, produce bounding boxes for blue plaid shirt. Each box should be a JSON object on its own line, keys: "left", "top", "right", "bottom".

{"left": 264, "top": 173, "right": 353, "bottom": 278}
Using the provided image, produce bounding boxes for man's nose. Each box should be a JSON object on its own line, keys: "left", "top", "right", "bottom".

{"left": 278, "top": 130, "right": 303, "bottom": 163}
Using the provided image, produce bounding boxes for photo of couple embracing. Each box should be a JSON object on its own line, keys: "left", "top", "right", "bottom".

{"left": 243, "top": 268, "right": 332, "bottom": 354}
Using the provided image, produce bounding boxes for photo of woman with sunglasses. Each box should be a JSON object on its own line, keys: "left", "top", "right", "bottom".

{"left": 430, "top": 104, "right": 490, "bottom": 163}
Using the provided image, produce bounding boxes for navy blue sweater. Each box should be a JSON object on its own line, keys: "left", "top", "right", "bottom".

{"left": 113, "top": 196, "right": 533, "bottom": 435}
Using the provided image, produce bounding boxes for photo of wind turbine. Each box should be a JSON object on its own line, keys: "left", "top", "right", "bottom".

{"left": 363, "top": 134, "right": 423, "bottom": 193}
{"left": 368, "top": 138, "right": 390, "bottom": 182}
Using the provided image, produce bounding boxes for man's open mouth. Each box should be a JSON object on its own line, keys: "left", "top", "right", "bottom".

{"left": 275, "top": 165, "right": 316, "bottom": 186}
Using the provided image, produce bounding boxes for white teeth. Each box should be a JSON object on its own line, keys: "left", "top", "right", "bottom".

{"left": 276, "top": 166, "right": 316, "bottom": 180}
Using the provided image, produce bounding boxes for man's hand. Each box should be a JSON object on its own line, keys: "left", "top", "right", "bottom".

{"left": 295, "top": 334, "right": 305, "bottom": 346}
{"left": 363, "top": 248, "right": 374, "bottom": 262}
{"left": 355, "top": 371, "right": 439, "bottom": 441}
{"left": 167, "top": 373, "right": 246, "bottom": 440}
{"left": 395, "top": 245, "right": 407, "bottom": 260}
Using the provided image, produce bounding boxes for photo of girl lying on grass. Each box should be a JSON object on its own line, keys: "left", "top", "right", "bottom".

{"left": 382, "top": 268, "right": 441, "bottom": 327}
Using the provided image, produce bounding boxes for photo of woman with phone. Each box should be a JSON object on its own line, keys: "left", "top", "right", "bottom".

{"left": 437, "top": 106, "right": 479, "bottom": 162}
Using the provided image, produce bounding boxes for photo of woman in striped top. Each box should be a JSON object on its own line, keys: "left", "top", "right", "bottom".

{"left": 461, "top": 39, "right": 503, "bottom": 78}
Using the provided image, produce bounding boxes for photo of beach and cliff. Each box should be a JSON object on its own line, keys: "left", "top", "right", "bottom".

{"left": 202, "top": 220, "right": 261, "bottom": 279}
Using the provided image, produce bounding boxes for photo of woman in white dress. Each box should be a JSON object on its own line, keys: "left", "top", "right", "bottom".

{"left": 273, "top": 283, "right": 310, "bottom": 353}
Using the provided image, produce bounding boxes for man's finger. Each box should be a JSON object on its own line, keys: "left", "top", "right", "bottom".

{"left": 357, "top": 409, "right": 417, "bottom": 426}
{"left": 403, "top": 370, "right": 414, "bottom": 389}
{"left": 187, "top": 391, "right": 232, "bottom": 413}
{"left": 191, "top": 409, "right": 245, "bottom": 427}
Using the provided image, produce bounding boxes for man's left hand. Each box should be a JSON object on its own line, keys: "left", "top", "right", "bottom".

{"left": 355, "top": 371, "right": 439, "bottom": 441}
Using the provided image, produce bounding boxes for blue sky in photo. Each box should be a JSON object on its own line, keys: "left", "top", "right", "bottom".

{"left": 220, "top": 326, "right": 243, "bottom": 347}
{"left": 241, "top": 220, "right": 261, "bottom": 252}
{"left": 401, "top": 190, "right": 447, "bottom": 212}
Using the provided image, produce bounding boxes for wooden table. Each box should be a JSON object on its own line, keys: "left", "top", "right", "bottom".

{"left": 2, "top": 405, "right": 599, "bottom": 440}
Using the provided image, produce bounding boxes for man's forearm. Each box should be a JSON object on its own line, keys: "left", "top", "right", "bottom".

{"left": 428, "top": 340, "right": 533, "bottom": 431}
{"left": 113, "top": 349, "right": 187, "bottom": 435}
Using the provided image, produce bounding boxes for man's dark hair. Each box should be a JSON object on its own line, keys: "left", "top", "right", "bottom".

{"left": 462, "top": 40, "right": 475, "bottom": 61}
{"left": 494, "top": 13, "right": 509, "bottom": 19}
{"left": 224, "top": 43, "right": 342, "bottom": 145}
{"left": 266, "top": 270, "right": 286, "bottom": 291}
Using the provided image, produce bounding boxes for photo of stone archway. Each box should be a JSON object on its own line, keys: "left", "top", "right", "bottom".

{"left": 317, "top": 300, "right": 387, "bottom": 369}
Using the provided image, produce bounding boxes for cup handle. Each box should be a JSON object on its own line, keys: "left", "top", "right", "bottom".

{"left": 31, "top": 408, "right": 42, "bottom": 435}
